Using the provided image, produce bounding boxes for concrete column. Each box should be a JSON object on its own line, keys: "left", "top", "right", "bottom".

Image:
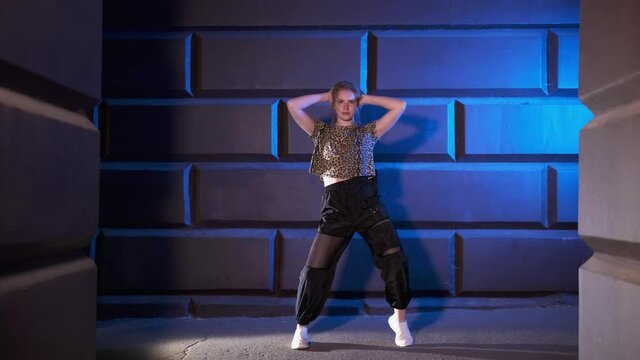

{"left": 0, "top": 1, "right": 102, "bottom": 359}
{"left": 578, "top": 0, "right": 640, "bottom": 359}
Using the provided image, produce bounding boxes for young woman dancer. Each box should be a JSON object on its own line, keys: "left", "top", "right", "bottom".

{"left": 287, "top": 81, "right": 412, "bottom": 349}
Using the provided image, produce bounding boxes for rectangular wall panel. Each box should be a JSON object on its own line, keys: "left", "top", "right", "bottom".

{"left": 0, "top": 0, "right": 102, "bottom": 98}
{"left": 196, "top": 165, "right": 323, "bottom": 224}
{"left": 100, "top": 165, "right": 190, "bottom": 227}
{"left": 552, "top": 164, "right": 579, "bottom": 224}
{"left": 376, "top": 164, "right": 545, "bottom": 224}
{"left": 459, "top": 230, "right": 591, "bottom": 292}
{"left": 375, "top": 100, "right": 454, "bottom": 159}
{"left": 279, "top": 229, "right": 451, "bottom": 292}
{"left": 374, "top": 30, "right": 547, "bottom": 95}
{"left": 99, "top": 229, "right": 274, "bottom": 291}
{"left": 103, "top": 34, "right": 191, "bottom": 97}
{"left": 104, "top": 99, "right": 278, "bottom": 161}
{"left": 555, "top": 29, "right": 580, "bottom": 90}
{"left": 0, "top": 256, "right": 96, "bottom": 360}
{"left": 462, "top": 99, "right": 591, "bottom": 156}
{"left": 279, "top": 229, "right": 337, "bottom": 291}
{"left": 0, "top": 98, "right": 99, "bottom": 262}
{"left": 197, "top": 31, "right": 365, "bottom": 94}
{"left": 285, "top": 103, "right": 330, "bottom": 158}
{"left": 286, "top": 100, "right": 455, "bottom": 161}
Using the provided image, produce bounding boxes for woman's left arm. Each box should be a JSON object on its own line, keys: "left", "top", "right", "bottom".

{"left": 360, "top": 94, "right": 407, "bottom": 138}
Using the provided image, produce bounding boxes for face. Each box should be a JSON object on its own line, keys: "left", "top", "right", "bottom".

{"left": 333, "top": 89, "right": 358, "bottom": 122}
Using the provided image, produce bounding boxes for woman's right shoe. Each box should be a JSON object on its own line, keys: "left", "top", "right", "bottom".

{"left": 290, "top": 325, "right": 310, "bottom": 350}
{"left": 388, "top": 314, "right": 414, "bottom": 347}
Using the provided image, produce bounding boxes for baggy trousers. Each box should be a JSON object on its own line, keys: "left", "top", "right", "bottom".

{"left": 295, "top": 176, "right": 411, "bottom": 325}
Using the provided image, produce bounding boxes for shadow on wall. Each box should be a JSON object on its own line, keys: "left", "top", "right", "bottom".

{"left": 99, "top": 32, "right": 193, "bottom": 297}
{"left": 311, "top": 104, "right": 444, "bottom": 332}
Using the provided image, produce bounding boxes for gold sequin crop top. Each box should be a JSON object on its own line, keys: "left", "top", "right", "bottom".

{"left": 309, "top": 121, "right": 379, "bottom": 178}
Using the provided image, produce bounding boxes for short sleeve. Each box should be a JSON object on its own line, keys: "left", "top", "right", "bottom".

{"left": 362, "top": 121, "right": 378, "bottom": 141}
{"left": 310, "top": 121, "right": 327, "bottom": 139}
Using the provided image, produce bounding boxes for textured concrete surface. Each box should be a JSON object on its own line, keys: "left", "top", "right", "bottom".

{"left": 578, "top": 0, "right": 640, "bottom": 359}
{"left": 100, "top": 0, "right": 586, "bottom": 299}
{"left": 97, "top": 296, "right": 578, "bottom": 360}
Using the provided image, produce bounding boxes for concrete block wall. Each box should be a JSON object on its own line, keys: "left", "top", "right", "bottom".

{"left": 99, "top": 0, "right": 591, "bottom": 296}
{"left": 578, "top": 0, "right": 640, "bottom": 358}
{"left": 0, "top": 0, "right": 102, "bottom": 359}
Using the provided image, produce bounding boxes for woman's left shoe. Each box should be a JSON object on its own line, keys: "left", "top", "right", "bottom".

{"left": 388, "top": 314, "right": 414, "bottom": 347}
{"left": 290, "top": 325, "right": 310, "bottom": 350}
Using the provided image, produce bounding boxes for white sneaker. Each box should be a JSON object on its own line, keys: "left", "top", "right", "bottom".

{"left": 290, "top": 325, "right": 310, "bottom": 350}
{"left": 388, "top": 314, "right": 413, "bottom": 347}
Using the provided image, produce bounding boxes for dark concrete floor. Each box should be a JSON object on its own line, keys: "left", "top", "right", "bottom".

{"left": 97, "top": 297, "right": 578, "bottom": 360}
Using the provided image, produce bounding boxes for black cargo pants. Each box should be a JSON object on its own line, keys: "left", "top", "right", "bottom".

{"left": 295, "top": 176, "right": 411, "bottom": 325}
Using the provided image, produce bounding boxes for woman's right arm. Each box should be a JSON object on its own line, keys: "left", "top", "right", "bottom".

{"left": 287, "top": 92, "right": 330, "bottom": 136}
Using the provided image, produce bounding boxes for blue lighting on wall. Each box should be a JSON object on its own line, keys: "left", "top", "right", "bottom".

{"left": 97, "top": 0, "right": 590, "bottom": 297}
{"left": 360, "top": 32, "right": 368, "bottom": 94}
{"left": 183, "top": 165, "right": 192, "bottom": 226}
{"left": 184, "top": 33, "right": 193, "bottom": 96}
{"left": 92, "top": 100, "right": 102, "bottom": 129}
{"left": 271, "top": 100, "right": 279, "bottom": 159}
{"left": 558, "top": 32, "right": 580, "bottom": 89}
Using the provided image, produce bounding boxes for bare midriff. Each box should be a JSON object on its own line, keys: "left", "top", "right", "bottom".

{"left": 322, "top": 176, "right": 351, "bottom": 187}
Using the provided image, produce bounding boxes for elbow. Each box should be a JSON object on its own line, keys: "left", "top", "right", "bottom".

{"left": 399, "top": 100, "right": 407, "bottom": 112}
{"left": 287, "top": 100, "right": 301, "bottom": 113}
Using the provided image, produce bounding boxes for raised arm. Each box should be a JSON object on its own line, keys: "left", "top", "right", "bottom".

{"left": 361, "top": 95, "right": 407, "bottom": 138}
{"left": 287, "top": 92, "right": 331, "bottom": 136}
